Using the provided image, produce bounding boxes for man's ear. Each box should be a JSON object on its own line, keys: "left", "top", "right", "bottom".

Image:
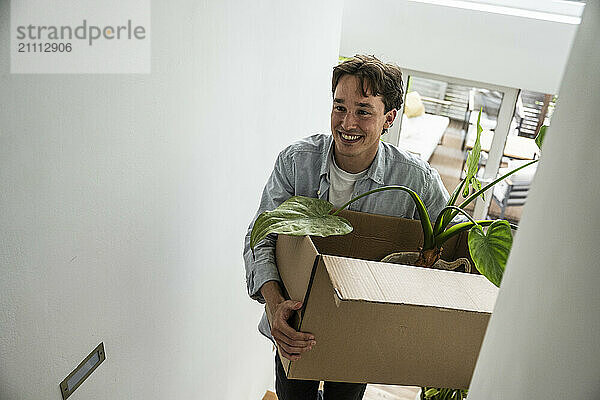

{"left": 384, "top": 109, "right": 397, "bottom": 128}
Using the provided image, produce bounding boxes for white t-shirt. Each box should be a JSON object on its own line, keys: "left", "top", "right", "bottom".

{"left": 328, "top": 153, "right": 368, "bottom": 208}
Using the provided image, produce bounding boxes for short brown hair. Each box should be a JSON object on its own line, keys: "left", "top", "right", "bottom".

{"left": 332, "top": 55, "right": 404, "bottom": 114}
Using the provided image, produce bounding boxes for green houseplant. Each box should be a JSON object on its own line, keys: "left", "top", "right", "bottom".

{"left": 251, "top": 110, "right": 539, "bottom": 287}
{"left": 421, "top": 387, "right": 467, "bottom": 400}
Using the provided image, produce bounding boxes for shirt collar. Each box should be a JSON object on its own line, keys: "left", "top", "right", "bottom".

{"left": 321, "top": 135, "right": 386, "bottom": 185}
{"left": 319, "top": 136, "right": 334, "bottom": 179}
{"left": 366, "top": 141, "right": 386, "bottom": 185}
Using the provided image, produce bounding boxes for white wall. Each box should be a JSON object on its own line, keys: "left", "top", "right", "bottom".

{"left": 468, "top": 2, "right": 600, "bottom": 399}
{"left": 340, "top": 0, "right": 578, "bottom": 94}
{"left": 0, "top": 1, "right": 343, "bottom": 399}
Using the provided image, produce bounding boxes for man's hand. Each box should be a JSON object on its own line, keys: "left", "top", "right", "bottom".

{"left": 271, "top": 300, "right": 316, "bottom": 361}
{"left": 260, "top": 280, "right": 316, "bottom": 361}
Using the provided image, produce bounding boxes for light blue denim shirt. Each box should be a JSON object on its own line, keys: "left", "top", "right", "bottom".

{"left": 243, "top": 133, "right": 450, "bottom": 339}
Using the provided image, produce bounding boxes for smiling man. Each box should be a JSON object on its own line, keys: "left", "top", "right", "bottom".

{"left": 244, "top": 55, "right": 450, "bottom": 400}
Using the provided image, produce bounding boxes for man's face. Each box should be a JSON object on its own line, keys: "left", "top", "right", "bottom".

{"left": 331, "top": 74, "right": 396, "bottom": 173}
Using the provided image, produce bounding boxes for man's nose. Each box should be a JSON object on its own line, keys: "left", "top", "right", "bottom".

{"left": 341, "top": 112, "right": 358, "bottom": 130}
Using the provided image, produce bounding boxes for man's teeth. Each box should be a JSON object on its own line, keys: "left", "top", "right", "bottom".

{"left": 341, "top": 132, "right": 361, "bottom": 141}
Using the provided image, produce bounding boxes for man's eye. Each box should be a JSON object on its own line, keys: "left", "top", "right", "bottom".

{"left": 358, "top": 110, "right": 371, "bottom": 115}
{"left": 334, "top": 105, "right": 346, "bottom": 112}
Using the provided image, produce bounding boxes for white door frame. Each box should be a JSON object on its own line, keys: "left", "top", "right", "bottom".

{"left": 388, "top": 68, "right": 520, "bottom": 220}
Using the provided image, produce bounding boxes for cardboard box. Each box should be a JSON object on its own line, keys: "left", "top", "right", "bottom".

{"left": 270, "top": 210, "right": 498, "bottom": 389}
{"left": 261, "top": 390, "right": 278, "bottom": 400}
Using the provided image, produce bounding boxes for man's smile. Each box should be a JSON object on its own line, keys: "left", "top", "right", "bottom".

{"left": 337, "top": 130, "right": 363, "bottom": 143}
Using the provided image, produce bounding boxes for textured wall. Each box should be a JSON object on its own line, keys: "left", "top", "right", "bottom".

{"left": 468, "top": 2, "right": 600, "bottom": 399}
{"left": 0, "top": 1, "right": 343, "bottom": 399}
{"left": 340, "top": 0, "right": 578, "bottom": 94}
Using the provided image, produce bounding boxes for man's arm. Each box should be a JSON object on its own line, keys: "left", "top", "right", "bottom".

{"left": 243, "top": 149, "right": 316, "bottom": 360}
{"left": 260, "top": 281, "right": 315, "bottom": 361}
{"left": 243, "top": 150, "right": 294, "bottom": 303}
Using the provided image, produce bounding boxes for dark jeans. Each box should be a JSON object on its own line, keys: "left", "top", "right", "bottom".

{"left": 275, "top": 353, "right": 367, "bottom": 400}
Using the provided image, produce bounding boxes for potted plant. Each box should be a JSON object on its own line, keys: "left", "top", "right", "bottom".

{"left": 250, "top": 110, "right": 540, "bottom": 287}
{"left": 421, "top": 387, "right": 467, "bottom": 400}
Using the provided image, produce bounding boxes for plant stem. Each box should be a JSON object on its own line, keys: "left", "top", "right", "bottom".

{"left": 434, "top": 180, "right": 466, "bottom": 236}
{"left": 439, "top": 206, "right": 478, "bottom": 225}
{"left": 445, "top": 159, "right": 539, "bottom": 230}
{"left": 448, "top": 178, "right": 466, "bottom": 208}
{"left": 331, "top": 185, "right": 435, "bottom": 249}
{"left": 435, "top": 219, "right": 494, "bottom": 247}
{"left": 331, "top": 187, "right": 392, "bottom": 216}
{"left": 460, "top": 159, "right": 538, "bottom": 210}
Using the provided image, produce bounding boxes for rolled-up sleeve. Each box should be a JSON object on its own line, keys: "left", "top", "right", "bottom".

{"left": 243, "top": 149, "right": 295, "bottom": 303}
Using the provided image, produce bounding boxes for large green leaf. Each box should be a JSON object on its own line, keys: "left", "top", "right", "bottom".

{"left": 250, "top": 196, "right": 353, "bottom": 253}
{"left": 333, "top": 185, "right": 435, "bottom": 250}
{"left": 468, "top": 220, "right": 513, "bottom": 287}
{"left": 463, "top": 109, "right": 483, "bottom": 198}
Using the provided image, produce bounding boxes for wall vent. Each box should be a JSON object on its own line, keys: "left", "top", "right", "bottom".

{"left": 60, "top": 342, "right": 105, "bottom": 399}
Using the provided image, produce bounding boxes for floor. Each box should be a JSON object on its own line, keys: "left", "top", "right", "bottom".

{"left": 364, "top": 384, "right": 421, "bottom": 400}
{"left": 427, "top": 119, "right": 525, "bottom": 223}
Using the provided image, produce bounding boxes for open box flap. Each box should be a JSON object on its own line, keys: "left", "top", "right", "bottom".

{"left": 322, "top": 255, "right": 498, "bottom": 313}
{"left": 311, "top": 210, "right": 469, "bottom": 263}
